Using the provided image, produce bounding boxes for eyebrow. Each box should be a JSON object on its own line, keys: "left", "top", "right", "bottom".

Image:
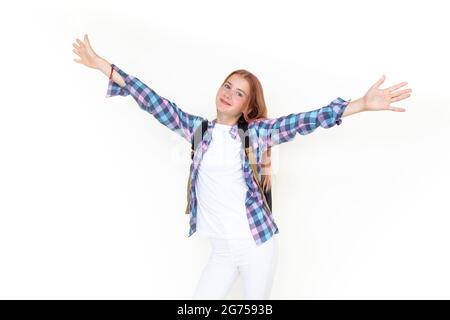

{"left": 225, "top": 81, "right": 248, "bottom": 96}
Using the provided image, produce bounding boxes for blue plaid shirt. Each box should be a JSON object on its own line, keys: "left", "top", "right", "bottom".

{"left": 106, "top": 64, "right": 351, "bottom": 246}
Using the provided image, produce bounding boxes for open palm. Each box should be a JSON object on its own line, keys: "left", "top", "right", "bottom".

{"left": 72, "top": 34, "right": 99, "bottom": 69}
{"left": 363, "top": 75, "right": 412, "bottom": 112}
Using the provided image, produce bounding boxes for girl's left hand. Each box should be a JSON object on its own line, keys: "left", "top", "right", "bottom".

{"left": 363, "top": 75, "right": 412, "bottom": 112}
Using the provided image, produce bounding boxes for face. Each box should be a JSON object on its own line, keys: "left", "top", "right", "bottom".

{"left": 215, "top": 74, "right": 250, "bottom": 119}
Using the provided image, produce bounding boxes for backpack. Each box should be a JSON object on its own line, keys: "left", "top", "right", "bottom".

{"left": 184, "top": 118, "right": 272, "bottom": 215}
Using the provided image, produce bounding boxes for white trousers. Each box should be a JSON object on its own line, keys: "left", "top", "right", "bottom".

{"left": 192, "top": 235, "right": 278, "bottom": 300}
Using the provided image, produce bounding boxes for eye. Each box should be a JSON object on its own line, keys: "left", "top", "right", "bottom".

{"left": 238, "top": 92, "right": 243, "bottom": 97}
{"left": 224, "top": 83, "right": 230, "bottom": 89}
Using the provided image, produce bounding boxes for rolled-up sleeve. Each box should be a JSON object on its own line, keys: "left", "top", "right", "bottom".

{"left": 105, "top": 64, "right": 132, "bottom": 97}
{"left": 106, "top": 64, "right": 205, "bottom": 143}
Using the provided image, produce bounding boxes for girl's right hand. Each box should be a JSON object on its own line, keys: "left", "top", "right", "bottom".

{"left": 72, "top": 34, "right": 100, "bottom": 69}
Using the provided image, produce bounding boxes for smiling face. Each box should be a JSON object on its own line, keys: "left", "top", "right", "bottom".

{"left": 215, "top": 74, "right": 251, "bottom": 125}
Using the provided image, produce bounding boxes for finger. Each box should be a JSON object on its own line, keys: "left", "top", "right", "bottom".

{"left": 390, "top": 88, "right": 412, "bottom": 98}
{"left": 84, "top": 34, "right": 91, "bottom": 48}
{"left": 72, "top": 49, "right": 81, "bottom": 57}
{"left": 386, "top": 81, "right": 408, "bottom": 92}
{"left": 391, "top": 93, "right": 411, "bottom": 102}
{"left": 389, "top": 105, "right": 406, "bottom": 112}
{"left": 372, "top": 74, "right": 385, "bottom": 89}
{"left": 72, "top": 42, "right": 81, "bottom": 50}
{"left": 73, "top": 58, "right": 82, "bottom": 64}
{"left": 76, "top": 38, "right": 85, "bottom": 48}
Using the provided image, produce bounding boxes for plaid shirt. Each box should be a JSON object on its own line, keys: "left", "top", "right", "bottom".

{"left": 106, "top": 64, "right": 351, "bottom": 246}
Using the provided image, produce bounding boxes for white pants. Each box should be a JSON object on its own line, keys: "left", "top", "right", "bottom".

{"left": 192, "top": 235, "right": 278, "bottom": 300}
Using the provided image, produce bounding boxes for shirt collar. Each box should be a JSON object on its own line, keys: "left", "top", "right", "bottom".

{"left": 211, "top": 118, "right": 239, "bottom": 139}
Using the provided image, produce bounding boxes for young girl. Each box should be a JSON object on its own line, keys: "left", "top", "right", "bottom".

{"left": 72, "top": 34, "right": 412, "bottom": 300}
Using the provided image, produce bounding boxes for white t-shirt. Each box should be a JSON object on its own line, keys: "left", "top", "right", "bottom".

{"left": 195, "top": 122, "right": 253, "bottom": 240}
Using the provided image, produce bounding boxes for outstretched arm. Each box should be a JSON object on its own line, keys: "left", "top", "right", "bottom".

{"left": 73, "top": 34, "right": 205, "bottom": 143}
{"left": 254, "top": 74, "right": 412, "bottom": 153}
{"left": 105, "top": 63, "right": 205, "bottom": 143}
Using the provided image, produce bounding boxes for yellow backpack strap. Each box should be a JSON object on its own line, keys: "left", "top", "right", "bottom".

{"left": 245, "top": 146, "right": 272, "bottom": 215}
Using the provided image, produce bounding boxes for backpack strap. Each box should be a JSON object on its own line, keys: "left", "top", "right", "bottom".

{"left": 185, "top": 120, "right": 208, "bottom": 215}
{"left": 237, "top": 120, "right": 273, "bottom": 214}
{"left": 191, "top": 120, "right": 209, "bottom": 160}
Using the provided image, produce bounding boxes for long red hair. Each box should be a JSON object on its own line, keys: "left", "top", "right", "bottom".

{"left": 221, "top": 69, "right": 272, "bottom": 192}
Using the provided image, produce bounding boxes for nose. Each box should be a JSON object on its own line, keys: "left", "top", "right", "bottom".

{"left": 223, "top": 85, "right": 235, "bottom": 97}
{"left": 223, "top": 89, "right": 232, "bottom": 100}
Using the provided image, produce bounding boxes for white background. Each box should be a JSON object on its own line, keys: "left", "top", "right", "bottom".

{"left": 0, "top": 0, "right": 449, "bottom": 299}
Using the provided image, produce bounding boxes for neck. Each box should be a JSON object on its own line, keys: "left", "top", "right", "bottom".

{"left": 215, "top": 114, "right": 241, "bottom": 126}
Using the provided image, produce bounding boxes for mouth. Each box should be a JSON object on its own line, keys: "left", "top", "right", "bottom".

{"left": 220, "top": 98, "right": 232, "bottom": 106}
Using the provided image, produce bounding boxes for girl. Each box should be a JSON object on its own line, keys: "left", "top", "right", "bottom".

{"left": 72, "top": 34, "right": 412, "bottom": 300}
